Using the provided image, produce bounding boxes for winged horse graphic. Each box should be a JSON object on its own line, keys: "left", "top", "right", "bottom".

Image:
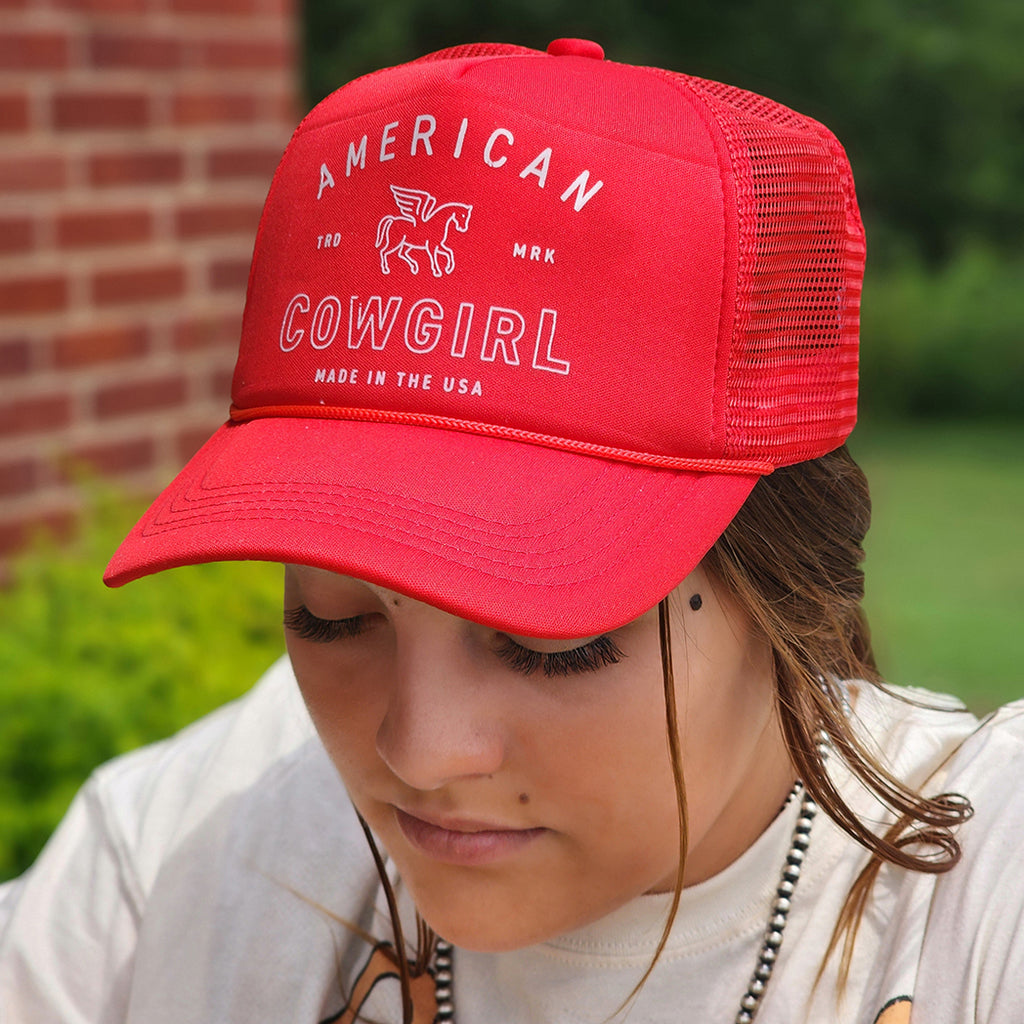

{"left": 375, "top": 185, "right": 473, "bottom": 277}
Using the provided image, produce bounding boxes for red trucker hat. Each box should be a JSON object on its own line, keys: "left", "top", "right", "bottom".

{"left": 105, "top": 39, "right": 864, "bottom": 637}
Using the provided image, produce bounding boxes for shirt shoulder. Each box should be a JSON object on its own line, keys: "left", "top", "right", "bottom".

{"left": 87, "top": 654, "right": 320, "bottom": 894}
{"left": 848, "top": 688, "right": 1024, "bottom": 1023}
{"left": 0, "top": 657, "right": 384, "bottom": 1023}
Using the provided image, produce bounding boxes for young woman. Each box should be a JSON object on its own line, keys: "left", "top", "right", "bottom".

{"left": 2, "top": 39, "right": 1023, "bottom": 1024}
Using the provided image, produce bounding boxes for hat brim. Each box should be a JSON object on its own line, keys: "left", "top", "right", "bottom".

{"left": 105, "top": 418, "right": 758, "bottom": 638}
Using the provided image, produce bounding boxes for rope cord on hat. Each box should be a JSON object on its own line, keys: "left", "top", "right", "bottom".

{"left": 228, "top": 404, "right": 776, "bottom": 475}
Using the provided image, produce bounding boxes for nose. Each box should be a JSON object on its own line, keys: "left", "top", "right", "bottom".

{"left": 375, "top": 636, "right": 506, "bottom": 791}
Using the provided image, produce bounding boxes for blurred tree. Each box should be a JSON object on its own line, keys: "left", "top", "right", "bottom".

{"left": 303, "top": 0, "right": 1023, "bottom": 265}
{"left": 303, "top": 0, "right": 1023, "bottom": 418}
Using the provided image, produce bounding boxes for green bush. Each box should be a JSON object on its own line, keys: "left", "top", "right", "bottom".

{"left": 860, "top": 246, "right": 1024, "bottom": 419}
{"left": 0, "top": 490, "right": 284, "bottom": 881}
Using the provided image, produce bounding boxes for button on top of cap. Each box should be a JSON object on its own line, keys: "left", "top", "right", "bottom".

{"left": 547, "top": 38, "right": 605, "bottom": 60}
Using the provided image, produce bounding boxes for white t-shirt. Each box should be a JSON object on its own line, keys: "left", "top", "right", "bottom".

{"left": 2, "top": 657, "right": 1023, "bottom": 1023}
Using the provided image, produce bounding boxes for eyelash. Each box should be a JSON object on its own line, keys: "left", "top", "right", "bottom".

{"left": 283, "top": 605, "right": 624, "bottom": 678}
{"left": 283, "top": 605, "right": 369, "bottom": 643}
{"left": 494, "top": 634, "right": 624, "bottom": 677}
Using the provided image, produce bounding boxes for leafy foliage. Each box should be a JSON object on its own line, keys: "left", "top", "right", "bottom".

{"left": 0, "top": 490, "right": 284, "bottom": 881}
{"left": 303, "top": 0, "right": 1024, "bottom": 264}
{"left": 860, "top": 247, "right": 1024, "bottom": 418}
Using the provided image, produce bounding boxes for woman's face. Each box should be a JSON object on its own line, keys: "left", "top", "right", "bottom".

{"left": 284, "top": 563, "right": 794, "bottom": 951}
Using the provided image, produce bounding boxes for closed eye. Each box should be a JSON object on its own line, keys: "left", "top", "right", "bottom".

{"left": 283, "top": 605, "right": 370, "bottom": 643}
{"left": 494, "top": 635, "right": 624, "bottom": 677}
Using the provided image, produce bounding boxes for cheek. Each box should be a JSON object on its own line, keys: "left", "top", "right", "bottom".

{"left": 286, "top": 637, "right": 386, "bottom": 783}
{"left": 670, "top": 626, "right": 778, "bottom": 835}
{"left": 524, "top": 662, "right": 680, "bottom": 847}
{"left": 539, "top": 702, "right": 682, "bottom": 898}
{"left": 678, "top": 640, "right": 772, "bottom": 759}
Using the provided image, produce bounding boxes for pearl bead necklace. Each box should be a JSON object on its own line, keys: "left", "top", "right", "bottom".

{"left": 735, "top": 783, "right": 818, "bottom": 1023}
{"left": 432, "top": 939, "right": 455, "bottom": 1022}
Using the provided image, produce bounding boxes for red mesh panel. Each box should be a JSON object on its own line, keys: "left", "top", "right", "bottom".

{"left": 650, "top": 70, "right": 864, "bottom": 466}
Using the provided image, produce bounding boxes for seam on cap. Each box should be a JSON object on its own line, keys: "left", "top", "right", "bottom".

{"left": 155, "top": 467, "right": 609, "bottom": 552}
{"left": 145, "top": 428, "right": 640, "bottom": 555}
{"left": 448, "top": 61, "right": 726, "bottom": 165}
{"left": 640, "top": 65, "right": 739, "bottom": 460}
{"left": 139, "top": 476, "right": 699, "bottom": 583}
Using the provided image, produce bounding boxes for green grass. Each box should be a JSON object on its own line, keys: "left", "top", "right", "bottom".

{"left": 851, "top": 421, "right": 1024, "bottom": 712}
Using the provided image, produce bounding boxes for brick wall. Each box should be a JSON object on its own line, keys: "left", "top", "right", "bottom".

{"left": 0, "top": 0, "right": 299, "bottom": 554}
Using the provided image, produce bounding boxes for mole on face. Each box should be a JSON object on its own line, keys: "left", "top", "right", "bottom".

{"left": 518, "top": 793, "right": 530, "bottom": 805}
{"left": 689, "top": 593, "right": 703, "bottom": 612}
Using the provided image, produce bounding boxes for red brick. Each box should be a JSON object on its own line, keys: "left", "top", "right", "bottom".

{"left": 93, "top": 264, "right": 185, "bottom": 306}
{"left": 54, "top": 90, "right": 150, "bottom": 131}
{"left": 209, "top": 366, "right": 233, "bottom": 400}
{"left": 67, "top": 437, "right": 154, "bottom": 477}
{"left": 0, "top": 510, "right": 76, "bottom": 558}
{"left": 0, "top": 275, "right": 68, "bottom": 314}
{"left": 53, "top": 324, "right": 149, "bottom": 367}
{"left": 0, "top": 215, "right": 34, "bottom": 254}
{"left": 207, "top": 143, "right": 282, "bottom": 181}
{"left": 0, "top": 394, "right": 72, "bottom": 437}
{"left": 57, "top": 208, "right": 152, "bottom": 249}
{"left": 0, "top": 154, "right": 66, "bottom": 192}
{"left": 267, "top": 87, "right": 301, "bottom": 124}
{"left": 173, "top": 312, "right": 240, "bottom": 351}
{"left": 0, "top": 338, "right": 32, "bottom": 375}
{"left": 199, "top": 38, "right": 291, "bottom": 70}
{"left": 172, "top": 91, "right": 257, "bottom": 125}
{"left": 96, "top": 374, "right": 187, "bottom": 418}
{"left": 176, "top": 201, "right": 262, "bottom": 239}
{"left": 0, "top": 93, "right": 30, "bottom": 133}
{"left": 170, "top": 0, "right": 257, "bottom": 12}
{"left": 210, "top": 257, "right": 250, "bottom": 291}
{"left": 54, "top": 0, "right": 146, "bottom": 11}
{"left": 88, "top": 31, "right": 183, "bottom": 70}
{"left": 0, "top": 458, "right": 38, "bottom": 498}
{"left": 89, "top": 149, "right": 183, "bottom": 187}
{"left": 0, "top": 32, "right": 69, "bottom": 71}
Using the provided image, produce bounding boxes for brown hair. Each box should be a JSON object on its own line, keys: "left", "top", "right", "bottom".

{"left": 700, "top": 444, "right": 972, "bottom": 983}
{"left": 366, "top": 444, "right": 973, "bottom": 1018}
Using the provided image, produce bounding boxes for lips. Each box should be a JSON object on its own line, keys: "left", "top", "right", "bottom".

{"left": 394, "top": 807, "right": 547, "bottom": 866}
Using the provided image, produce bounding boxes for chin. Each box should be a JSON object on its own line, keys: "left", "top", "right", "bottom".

{"left": 402, "top": 868, "right": 642, "bottom": 953}
{"left": 416, "top": 903, "right": 564, "bottom": 953}
{"left": 392, "top": 860, "right": 558, "bottom": 950}
{"left": 400, "top": 875, "right": 551, "bottom": 952}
